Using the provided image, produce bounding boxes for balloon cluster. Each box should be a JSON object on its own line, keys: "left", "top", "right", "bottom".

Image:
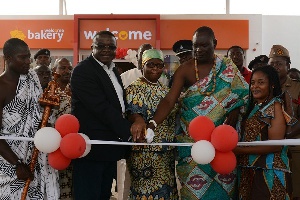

{"left": 189, "top": 116, "right": 238, "bottom": 174}
{"left": 34, "top": 114, "right": 91, "bottom": 170}
{"left": 124, "top": 49, "right": 138, "bottom": 67}
{"left": 115, "top": 47, "right": 129, "bottom": 59}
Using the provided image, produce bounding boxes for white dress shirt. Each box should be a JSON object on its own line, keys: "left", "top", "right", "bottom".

{"left": 120, "top": 68, "right": 142, "bottom": 89}
{"left": 93, "top": 54, "right": 125, "bottom": 113}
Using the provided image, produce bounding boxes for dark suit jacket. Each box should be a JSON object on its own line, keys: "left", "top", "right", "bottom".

{"left": 70, "top": 54, "right": 131, "bottom": 161}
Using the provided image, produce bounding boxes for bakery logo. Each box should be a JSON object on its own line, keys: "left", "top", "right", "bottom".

{"left": 27, "top": 29, "right": 65, "bottom": 42}
{"left": 10, "top": 29, "right": 26, "bottom": 40}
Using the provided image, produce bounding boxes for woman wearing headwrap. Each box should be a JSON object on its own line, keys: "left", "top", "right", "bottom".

{"left": 126, "top": 49, "right": 179, "bottom": 199}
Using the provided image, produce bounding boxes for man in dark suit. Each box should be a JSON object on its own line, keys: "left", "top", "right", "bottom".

{"left": 70, "top": 31, "right": 132, "bottom": 200}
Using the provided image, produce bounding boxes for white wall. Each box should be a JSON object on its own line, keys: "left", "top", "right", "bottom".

{"left": 262, "top": 15, "right": 300, "bottom": 69}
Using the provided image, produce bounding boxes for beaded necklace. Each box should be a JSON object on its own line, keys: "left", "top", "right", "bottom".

{"left": 256, "top": 95, "right": 271, "bottom": 107}
{"left": 142, "top": 76, "right": 159, "bottom": 85}
{"left": 56, "top": 83, "right": 71, "bottom": 97}
{"left": 194, "top": 56, "right": 217, "bottom": 96}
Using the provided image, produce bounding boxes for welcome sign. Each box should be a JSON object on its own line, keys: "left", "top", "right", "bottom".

{"left": 78, "top": 19, "right": 157, "bottom": 49}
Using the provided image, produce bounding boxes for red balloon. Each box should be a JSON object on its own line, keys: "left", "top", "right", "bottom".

{"left": 55, "top": 114, "right": 80, "bottom": 137}
{"left": 48, "top": 148, "right": 71, "bottom": 170}
{"left": 211, "top": 124, "right": 238, "bottom": 152}
{"left": 188, "top": 116, "right": 215, "bottom": 141}
{"left": 211, "top": 150, "right": 236, "bottom": 174}
{"left": 121, "top": 48, "right": 127, "bottom": 58}
{"left": 60, "top": 133, "right": 86, "bottom": 159}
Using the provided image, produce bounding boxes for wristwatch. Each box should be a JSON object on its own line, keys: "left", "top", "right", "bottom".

{"left": 148, "top": 119, "right": 157, "bottom": 128}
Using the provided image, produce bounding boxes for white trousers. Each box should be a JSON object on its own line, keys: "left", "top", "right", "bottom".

{"left": 117, "top": 159, "right": 131, "bottom": 200}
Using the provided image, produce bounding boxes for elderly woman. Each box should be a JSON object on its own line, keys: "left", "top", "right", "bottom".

{"left": 126, "top": 49, "right": 178, "bottom": 199}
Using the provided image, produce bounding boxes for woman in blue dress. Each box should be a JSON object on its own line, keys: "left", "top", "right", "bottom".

{"left": 234, "top": 65, "right": 292, "bottom": 199}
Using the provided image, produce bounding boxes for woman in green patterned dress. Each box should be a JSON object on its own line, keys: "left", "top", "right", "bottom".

{"left": 126, "top": 49, "right": 178, "bottom": 200}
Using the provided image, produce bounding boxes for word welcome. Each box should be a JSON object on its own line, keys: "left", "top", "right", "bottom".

{"left": 83, "top": 28, "right": 152, "bottom": 41}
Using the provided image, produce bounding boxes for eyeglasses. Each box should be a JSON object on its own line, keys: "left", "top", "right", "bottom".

{"left": 93, "top": 44, "right": 117, "bottom": 51}
{"left": 145, "top": 62, "right": 165, "bottom": 69}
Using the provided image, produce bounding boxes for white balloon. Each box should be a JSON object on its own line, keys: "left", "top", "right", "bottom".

{"left": 34, "top": 127, "right": 61, "bottom": 153}
{"left": 78, "top": 133, "right": 91, "bottom": 158}
{"left": 127, "top": 49, "right": 133, "bottom": 55}
{"left": 191, "top": 140, "right": 216, "bottom": 164}
{"left": 130, "top": 50, "right": 137, "bottom": 59}
{"left": 124, "top": 55, "right": 130, "bottom": 60}
{"left": 132, "top": 60, "right": 138, "bottom": 67}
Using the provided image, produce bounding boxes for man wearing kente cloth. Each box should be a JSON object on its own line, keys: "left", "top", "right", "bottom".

{"left": 133, "top": 26, "right": 249, "bottom": 199}
{"left": 0, "top": 38, "right": 59, "bottom": 199}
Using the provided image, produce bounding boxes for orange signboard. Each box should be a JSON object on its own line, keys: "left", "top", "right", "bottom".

{"left": 78, "top": 19, "right": 157, "bottom": 49}
{"left": 0, "top": 18, "right": 249, "bottom": 51}
{"left": 0, "top": 20, "right": 73, "bottom": 49}
{"left": 160, "top": 20, "right": 249, "bottom": 50}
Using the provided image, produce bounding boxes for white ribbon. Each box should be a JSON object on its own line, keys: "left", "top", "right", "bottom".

{"left": 1, "top": 136, "right": 300, "bottom": 146}
{"left": 145, "top": 128, "right": 155, "bottom": 143}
